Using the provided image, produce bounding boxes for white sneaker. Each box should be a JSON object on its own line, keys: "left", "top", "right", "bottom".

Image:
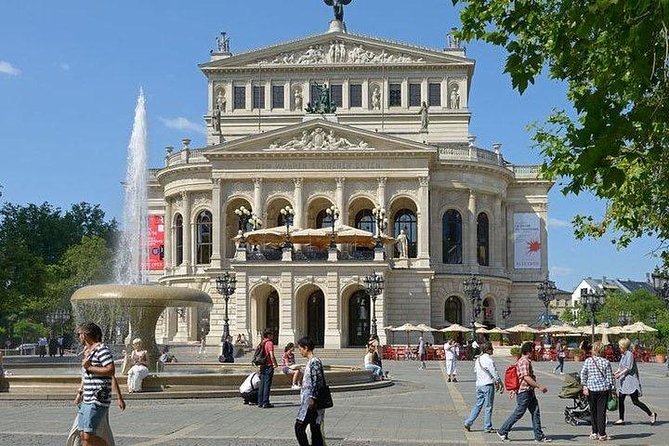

{"left": 291, "top": 385, "right": 301, "bottom": 390}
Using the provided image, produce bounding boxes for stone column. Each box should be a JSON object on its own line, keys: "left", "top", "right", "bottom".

{"left": 335, "top": 177, "right": 345, "bottom": 226}
{"left": 279, "top": 271, "right": 295, "bottom": 346}
{"left": 210, "top": 179, "right": 222, "bottom": 268}
{"left": 164, "top": 198, "right": 173, "bottom": 273}
{"left": 417, "top": 176, "right": 430, "bottom": 259}
{"left": 181, "top": 191, "right": 192, "bottom": 272}
{"left": 342, "top": 79, "right": 350, "bottom": 109}
{"left": 494, "top": 196, "right": 503, "bottom": 270}
{"left": 376, "top": 177, "right": 387, "bottom": 209}
{"left": 468, "top": 189, "right": 477, "bottom": 269}
{"left": 253, "top": 178, "right": 263, "bottom": 216}
{"left": 324, "top": 271, "right": 341, "bottom": 348}
{"left": 401, "top": 77, "right": 408, "bottom": 108}
{"left": 293, "top": 178, "right": 304, "bottom": 228}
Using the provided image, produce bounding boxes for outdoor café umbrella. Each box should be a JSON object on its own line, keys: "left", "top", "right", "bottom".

{"left": 383, "top": 325, "right": 395, "bottom": 344}
{"left": 483, "top": 327, "right": 509, "bottom": 335}
{"left": 506, "top": 324, "right": 541, "bottom": 334}
{"left": 415, "top": 323, "right": 439, "bottom": 333}
{"left": 621, "top": 322, "right": 658, "bottom": 334}
{"left": 542, "top": 324, "right": 581, "bottom": 334}
{"left": 240, "top": 225, "right": 302, "bottom": 245}
{"left": 391, "top": 323, "right": 420, "bottom": 345}
{"left": 439, "top": 323, "right": 471, "bottom": 333}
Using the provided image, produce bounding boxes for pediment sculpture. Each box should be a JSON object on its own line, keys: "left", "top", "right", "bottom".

{"left": 259, "top": 41, "right": 424, "bottom": 65}
{"left": 266, "top": 128, "right": 370, "bottom": 151}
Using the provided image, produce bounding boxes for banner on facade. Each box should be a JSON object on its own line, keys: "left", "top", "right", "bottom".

{"left": 148, "top": 214, "right": 165, "bottom": 270}
{"left": 513, "top": 213, "right": 541, "bottom": 269}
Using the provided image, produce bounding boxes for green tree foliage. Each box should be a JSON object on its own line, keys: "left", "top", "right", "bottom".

{"left": 0, "top": 201, "right": 117, "bottom": 342}
{"left": 12, "top": 320, "right": 48, "bottom": 342}
{"left": 596, "top": 289, "right": 669, "bottom": 340}
{"left": 453, "top": 0, "right": 669, "bottom": 261}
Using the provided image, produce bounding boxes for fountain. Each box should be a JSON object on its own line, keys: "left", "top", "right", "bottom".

{"left": 70, "top": 90, "right": 212, "bottom": 370}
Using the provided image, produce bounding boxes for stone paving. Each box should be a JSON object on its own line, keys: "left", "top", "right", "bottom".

{"left": 1, "top": 356, "right": 668, "bottom": 445}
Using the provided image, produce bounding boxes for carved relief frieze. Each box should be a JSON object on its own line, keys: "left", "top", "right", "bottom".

{"left": 259, "top": 41, "right": 425, "bottom": 65}
{"left": 305, "top": 181, "right": 333, "bottom": 198}
{"left": 387, "top": 180, "right": 418, "bottom": 201}
{"left": 346, "top": 181, "right": 375, "bottom": 198}
{"left": 192, "top": 192, "right": 211, "bottom": 210}
{"left": 223, "top": 181, "right": 252, "bottom": 198}
{"left": 267, "top": 128, "right": 370, "bottom": 151}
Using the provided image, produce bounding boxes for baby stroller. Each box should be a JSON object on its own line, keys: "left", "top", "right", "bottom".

{"left": 559, "top": 372, "right": 591, "bottom": 426}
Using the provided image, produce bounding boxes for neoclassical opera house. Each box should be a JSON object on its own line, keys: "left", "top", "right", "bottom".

{"left": 149, "top": 16, "right": 552, "bottom": 348}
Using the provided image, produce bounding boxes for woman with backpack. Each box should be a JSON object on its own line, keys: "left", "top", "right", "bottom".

{"left": 580, "top": 341, "right": 614, "bottom": 441}
{"left": 295, "top": 336, "right": 327, "bottom": 446}
{"left": 613, "top": 338, "right": 657, "bottom": 426}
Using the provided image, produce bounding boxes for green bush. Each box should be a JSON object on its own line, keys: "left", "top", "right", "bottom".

{"left": 12, "top": 319, "right": 48, "bottom": 342}
{"left": 520, "top": 332, "right": 535, "bottom": 342}
{"left": 572, "top": 348, "right": 583, "bottom": 357}
{"left": 654, "top": 345, "right": 667, "bottom": 355}
{"left": 510, "top": 346, "right": 521, "bottom": 357}
{"left": 489, "top": 333, "right": 502, "bottom": 342}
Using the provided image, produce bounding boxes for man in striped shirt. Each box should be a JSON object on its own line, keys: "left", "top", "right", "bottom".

{"left": 75, "top": 323, "right": 125, "bottom": 446}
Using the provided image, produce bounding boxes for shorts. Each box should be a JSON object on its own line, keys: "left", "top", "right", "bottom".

{"left": 78, "top": 403, "right": 109, "bottom": 433}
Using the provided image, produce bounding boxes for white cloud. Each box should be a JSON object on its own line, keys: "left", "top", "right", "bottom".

{"left": 158, "top": 116, "right": 206, "bottom": 135}
{"left": 0, "top": 61, "right": 21, "bottom": 76}
{"left": 59, "top": 63, "right": 70, "bottom": 71}
{"left": 551, "top": 266, "right": 574, "bottom": 278}
{"left": 548, "top": 217, "right": 571, "bottom": 228}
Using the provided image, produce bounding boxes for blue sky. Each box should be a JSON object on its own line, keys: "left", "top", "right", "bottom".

{"left": 0, "top": 0, "right": 661, "bottom": 291}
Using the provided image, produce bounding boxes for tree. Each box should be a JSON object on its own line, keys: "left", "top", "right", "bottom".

{"left": 596, "top": 289, "right": 669, "bottom": 340}
{"left": 453, "top": 0, "right": 669, "bottom": 262}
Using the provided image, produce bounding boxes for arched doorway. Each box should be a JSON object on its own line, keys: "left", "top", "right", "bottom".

{"left": 444, "top": 296, "right": 463, "bottom": 324}
{"left": 266, "top": 290, "right": 280, "bottom": 344}
{"left": 483, "top": 297, "right": 496, "bottom": 328}
{"left": 307, "top": 290, "right": 325, "bottom": 347}
{"left": 348, "top": 290, "right": 370, "bottom": 346}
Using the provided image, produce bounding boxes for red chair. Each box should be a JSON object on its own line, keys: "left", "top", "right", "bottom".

{"left": 426, "top": 346, "right": 435, "bottom": 360}
{"left": 395, "top": 346, "right": 407, "bottom": 360}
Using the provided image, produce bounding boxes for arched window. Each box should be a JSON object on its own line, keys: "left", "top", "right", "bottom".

{"left": 477, "top": 212, "right": 489, "bottom": 266}
{"left": 348, "top": 290, "right": 370, "bottom": 346}
{"left": 444, "top": 296, "right": 463, "bottom": 324}
{"left": 442, "top": 209, "right": 462, "bottom": 264}
{"left": 316, "top": 209, "right": 335, "bottom": 229}
{"left": 175, "top": 214, "right": 183, "bottom": 266}
{"left": 393, "top": 209, "right": 417, "bottom": 258}
{"left": 354, "top": 209, "right": 375, "bottom": 234}
{"left": 196, "top": 210, "right": 212, "bottom": 264}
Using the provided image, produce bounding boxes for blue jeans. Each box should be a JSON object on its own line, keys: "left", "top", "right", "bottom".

{"left": 498, "top": 390, "right": 545, "bottom": 440}
{"left": 554, "top": 357, "right": 565, "bottom": 373}
{"left": 464, "top": 384, "right": 495, "bottom": 431}
{"left": 365, "top": 364, "right": 383, "bottom": 378}
{"left": 258, "top": 365, "right": 274, "bottom": 406}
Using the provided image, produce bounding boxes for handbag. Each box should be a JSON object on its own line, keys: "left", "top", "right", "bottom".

{"left": 591, "top": 357, "right": 618, "bottom": 412}
{"left": 310, "top": 358, "right": 334, "bottom": 409}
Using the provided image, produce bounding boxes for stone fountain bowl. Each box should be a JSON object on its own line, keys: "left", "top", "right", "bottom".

{"left": 71, "top": 284, "right": 212, "bottom": 371}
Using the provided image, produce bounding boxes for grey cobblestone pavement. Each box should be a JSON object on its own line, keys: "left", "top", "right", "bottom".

{"left": 1, "top": 356, "right": 668, "bottom": 445}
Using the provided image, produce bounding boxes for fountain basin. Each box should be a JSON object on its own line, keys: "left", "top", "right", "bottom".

{"left": 71, "top": 284, "right": 212, "bottom": 370}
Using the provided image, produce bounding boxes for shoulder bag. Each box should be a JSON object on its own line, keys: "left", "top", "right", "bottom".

{"left": 591, "top": 357, "right": 617, "bottom": 411}
{"left": 310, "top": 358, "right": 333, "bottom": 409}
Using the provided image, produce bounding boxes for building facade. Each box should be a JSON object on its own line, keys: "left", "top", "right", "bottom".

{"left": 149, "top": 18, "right": 553, "bottom": 348}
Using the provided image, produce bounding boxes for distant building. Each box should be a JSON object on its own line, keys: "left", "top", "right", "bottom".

{"left": 570, "top": 276, "right": 657, "bottom": 307}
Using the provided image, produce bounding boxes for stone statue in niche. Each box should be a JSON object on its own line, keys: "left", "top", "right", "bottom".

{"left": 212, "top": 105, "right": 222, "bottom": 134}
{"left": 293, "top": 87, "right": 303, "bottom": 111}
{"left": 396, "top": 227, "right": 409, "bottom": 259}
{"left": 216, "top": 90, "right": 226, "bottom": 112}
{"left": 449, "top": 84, "right": 461, "bottom": 109}
{"left": 419, "top": 101, "right": 429, "bottom": 131}
{"left": 371, "top": 86, "right": 381, "bottom": 110}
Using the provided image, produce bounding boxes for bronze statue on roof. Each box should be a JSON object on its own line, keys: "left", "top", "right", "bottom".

{"left": 324, "top": 0, "right": 352, "bottom": 22}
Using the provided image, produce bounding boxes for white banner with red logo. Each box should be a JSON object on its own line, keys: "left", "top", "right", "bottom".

{"left": 513, "top": 213, "right": 541, "bottom": 269}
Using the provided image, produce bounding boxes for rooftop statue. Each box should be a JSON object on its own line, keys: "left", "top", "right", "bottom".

{"left": 324, "top": 0, "right": 352, "bottom": 22}
{"left": 305, "top": 84, "right": 337, "bottom": 114}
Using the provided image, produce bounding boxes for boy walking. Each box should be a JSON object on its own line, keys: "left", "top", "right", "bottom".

{"left": 497, "top": 341, "right": 551, "bottom": 443}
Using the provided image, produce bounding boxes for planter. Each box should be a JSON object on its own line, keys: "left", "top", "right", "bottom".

{"left": 656, "top": 354, "right": 666, "bottom": 364}
{"left": 574, "top": 355, "right": 583, "bottom": 362}
{"left": 491, "top": 341, "right": 502, "bottom": 347}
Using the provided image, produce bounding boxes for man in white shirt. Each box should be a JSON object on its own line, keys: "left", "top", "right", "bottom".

{"left": 464, "top": 342, "right": 502, "bottom": 433}
{"left": 239, "top": 371, "right": 261, "bottom": 405}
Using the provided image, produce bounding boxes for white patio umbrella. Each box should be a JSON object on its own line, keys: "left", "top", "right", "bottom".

{"left": 415, "top": 323, "right": 439, "bottom": 332}
{"left": 484, "top": 327, "right": 509, "bottom": 335}
{"left": 383, "top": 325, "right": 395, "bottom": 344}
{"left": 240, "top": 225, "right": 302, "bottom": 245}
{"left": 440, "top": 323, "right": 471, "bottom": 333}
{"left": 391, "top": 323, "right": 420, "bottom": 346}
{"left": 506, "top": 324, "right": 541, "bottom": 334}
{"left": 621, "top": 322, "right": 657, "bottom": 333}
{"left": 542, "top": 324, "right": 581, "bottom": 334}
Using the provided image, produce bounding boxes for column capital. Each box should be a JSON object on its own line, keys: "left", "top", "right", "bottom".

{"left": 377, "top": 176, "right": 387, "bottom": 186}
{"left": 180, "top": 191, "right": 189, "bottom": 201}
{"left": 212, "top": 178, "right": 222, "bottom": 187}
{"left": 418, "top": 176, "right": 430, "bottom": 187}
{"left": 335, "top": 177, "right": 346, "bottom": 187}
{"left": 293, "top": 177, "right": 304, "bottom": 188}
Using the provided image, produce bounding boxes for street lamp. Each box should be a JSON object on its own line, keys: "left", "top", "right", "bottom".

{"left": 464, "top": 274, "right": 483, "bottom": 341}
{"left": 618, "top": 311, "right": 632, "bottom": 326}
{"left": 581, "top": 288, "right": 603, "bottom": 344}
{"left": 363, "top": 272, "right": 384, "bottom": 337}
{"left": 371, "top": 206, "right": 388, "bottom": 249}
{"left": 325, "top": 205, "right": 339, "bottom": 249}
{"left": 234, "top": 206, "right": 252, "bottom": 247}
{"left": 537, "top": 277, "right": 557, "bottom": 326}
{"left": 45, "top": 308, "right": 71, "bottom": 336}
{"left": 501, "top": 296, "right": 512, "bottom": 324}
{"left": 215, "top": 272, "right": 237, "bottom": 340}
{"left": 280, "top": 206, "right": 295, "bottom": 248}
{"left": 250, "top": 214, "right": 262, "bottom": 230}
{"left": 651, "top": 267, "right": 669, "bottom": 307}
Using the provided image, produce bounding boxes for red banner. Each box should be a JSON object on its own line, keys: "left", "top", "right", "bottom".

{"left": 148, "top": 215, "right": 165, "bottom": 270}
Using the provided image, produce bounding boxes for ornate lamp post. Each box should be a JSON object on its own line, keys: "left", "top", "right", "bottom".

{"left": 371, "top": 206, "right": 388, "bottom": 249}
{"left": 325, "top": 205, "right": 339, "bottom": 249}
{"left": 618, "top": 311, "right": 632, "bottom": 326}
{"left": 234, "top": 206, "right": 252, "bottom": 247}
{"left": 363, "top": 272, "right": 384, "bottom": 337}
{"left": 464, "top": 275, "right": 483, "bottom": 341}
{"left": 215, "top": 272, "right": 237, "bottom": 340}
{"left": 46, "top": 308, "right": 71, "bottom": 336}
{"left": 651, "top": 268, "right": 669, "bottom": 307}
{"left": 280, "top": 205, "right": 295, "bottom": 248}
{"left": 581, "top": 288, "right": 603, "bottom": 344}
{"left": 501, "top": 296, "right": 512, "bottom": 326}
{"left": 250, "top": 214, "right": 262, "bottom": 230}
{"left": 537, "top": 277, "right": 557, "bottom": 326}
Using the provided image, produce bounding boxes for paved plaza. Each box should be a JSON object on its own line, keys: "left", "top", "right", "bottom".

{"left": 1, "top": 357, "right": 668, "bottom": 445}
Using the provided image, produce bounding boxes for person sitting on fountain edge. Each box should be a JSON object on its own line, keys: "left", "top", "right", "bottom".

{"left": 127, "top": 338, "right": 150, "bottom": 392}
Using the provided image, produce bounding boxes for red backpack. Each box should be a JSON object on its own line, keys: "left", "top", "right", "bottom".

{"left": 504, "top": 362, "right": 520, "bottom": 392}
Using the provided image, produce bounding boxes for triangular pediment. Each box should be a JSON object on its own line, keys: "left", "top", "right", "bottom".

{"left": 204, "top": 119, "right": 436, "bottom": 156}
{"left": 200, "top": 32, "right": 473, "bottom": 71}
